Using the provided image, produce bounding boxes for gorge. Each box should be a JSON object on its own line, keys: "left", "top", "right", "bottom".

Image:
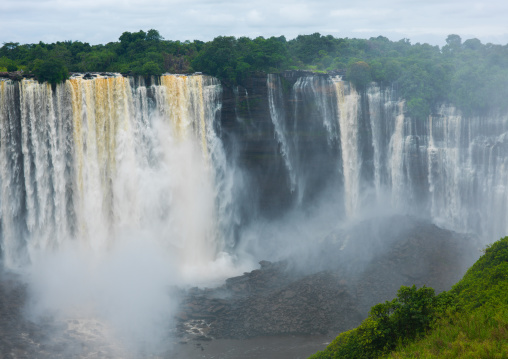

{"left": 0, "top": 71, "right": 506, "bottom": 357}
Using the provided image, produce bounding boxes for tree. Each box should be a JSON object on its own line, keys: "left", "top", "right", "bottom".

{"left": 32, "top": 57, "right": 69, "bottom": 84}
{"left": 146, "top": 29, "right": 163, "bottom": 42}
{"left": 442, "top": 34, "right": 462, "bottom": 54}
{"left": 139, "top": 61, "right": 162, "bottom": 76}
{"left": 346, "top": 61, "right": 372, "bottom": 90}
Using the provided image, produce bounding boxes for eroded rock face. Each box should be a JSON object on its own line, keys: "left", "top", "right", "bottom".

{"left": 220, "top": 72, "right": 342, "bottom": 220}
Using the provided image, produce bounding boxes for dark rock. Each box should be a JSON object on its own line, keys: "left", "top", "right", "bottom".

{"left": 176, "top": 216, "right": 479, "bottom": 340}
{"left": 0, "top": 71, "right": 31, "bottom": 81}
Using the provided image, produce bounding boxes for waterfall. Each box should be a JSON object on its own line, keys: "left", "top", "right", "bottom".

{"left": 267, "top": 73, "right": 296, "bottom": 192}
{"left": 5, "top": 71, "right": 508, "bottom": 356}
{"left": 293, "top": 76, "right": 339, "bottom": 144}
{"left": 427, "top": 105, "right": 508, "bottom": 240}
{"left": 334, "top": 78, "right": 361, "bottom": 217}
{"left": 291, "top": 75, "right": 340, "bottom": 204}
{"left": 367, "top": 85, "right": 383, "bottom": 197}
{"left": 0, "top": 74, "right": 227, "bottom": 271}
{"left": 2, "top": 72, "right": 508, "bottom": 268}
{"left": 330, "top": 79, "right": 508, "bottom": 241}
{"left": 388, "top": 100, "right": 409, "bottom": 209}
{"left": 366, "top": 85, "right": 398, "bottom": 199}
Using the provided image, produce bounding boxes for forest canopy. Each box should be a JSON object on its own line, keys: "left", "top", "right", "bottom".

{"left": 1, "top": 30, "right": 508, "bottom": 120}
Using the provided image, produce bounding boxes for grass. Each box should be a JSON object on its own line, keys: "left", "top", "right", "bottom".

{"left": 388, "top": 306, "right": 508, "bottom": 358}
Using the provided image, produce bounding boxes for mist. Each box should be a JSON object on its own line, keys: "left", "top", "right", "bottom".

{"left": 0, "top": 74, "right": 249, "bottom": 357}
{"left": 24, "top": 236, "right": 176, "bottom": 355}
{"left": 0, "top": 68, "right": 503, "bottom": 356}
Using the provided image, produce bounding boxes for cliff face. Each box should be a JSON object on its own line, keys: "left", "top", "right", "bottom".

{"left": 1, "top": 71, "right": 508, "bottom": 268}
{"left": 220, "top": 73, "right": 291, "bottom": 217}
{"left": 220, "top": 72, "right": 344, "bottom": 220}
{"left": 217, "top": 71, "right": 508, "bottom": 243}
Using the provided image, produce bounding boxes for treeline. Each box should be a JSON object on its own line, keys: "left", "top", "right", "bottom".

{"left": 1, "top": 30, "right": 508, "bottom": 119}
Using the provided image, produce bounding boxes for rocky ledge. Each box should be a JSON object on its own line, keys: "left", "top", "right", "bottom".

{"left": 175, "top": 216, "right": 480, "bottom": 341}
{"left": 176, "top": 261, "right": 362, "bottom": 340}
{"left": 0, "top": 71, "right": 34, "bottom": 81}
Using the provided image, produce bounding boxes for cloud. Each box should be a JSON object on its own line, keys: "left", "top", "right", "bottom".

{"left": 0, "top": 0, "right": 507, "bottom": 45}
{"left": 246, "top": 9, "right": 264, "bottom": 25}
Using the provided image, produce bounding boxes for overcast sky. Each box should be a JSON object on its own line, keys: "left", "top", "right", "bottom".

{"left": 1, "top": 0, "right": 507, "bottom": 47}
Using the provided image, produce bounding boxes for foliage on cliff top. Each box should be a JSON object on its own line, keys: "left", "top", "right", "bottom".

{"left": 308, "top": 236, "right": 508, "bottom": 359}
{"left": 31, "top": 57, "right": 69, "bottom": 84}
{"left": 2, "top": 31, "right": 508, "bottom": 118}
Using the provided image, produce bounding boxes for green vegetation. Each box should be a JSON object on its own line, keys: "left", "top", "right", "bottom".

{"left": 346, "top": 61, "right": 372, "bottom": 90}
{"left": 308, "top": 285, "right": 445, "bottom": 359}
{"left": 308, "top": 237, "right": 508, "bottom": 359}
{"left": 32, "top": 57, "right": 69, "bottom": 84}
{"left": 2, "top": 31, "right": 508, "bottom": 119}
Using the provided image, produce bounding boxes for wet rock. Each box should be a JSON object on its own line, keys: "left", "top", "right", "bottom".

{"left": 176, "top": 217, "right": 479, "bottom": 340}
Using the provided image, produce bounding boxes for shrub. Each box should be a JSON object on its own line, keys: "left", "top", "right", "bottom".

{"left": 310, "top": 285, "right": 438, "bottom": 358}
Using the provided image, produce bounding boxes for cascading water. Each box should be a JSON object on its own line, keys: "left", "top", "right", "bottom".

{"left": 5, "top": 72, "right": 506, "bottom": 258}
{"left": 267, "top": 73, "right": 297, "bottom": 192}
{"left": 0, "top": 74, "right": 237, "bottom": 356}
{"left": 388, "top": 100, "right": 410, "bottom": 209}
{"left": 1, "top": 71, "right": 508, "bottom": 357}
{"left": 366, "top": 84, "right": 398, "bottom": 201}
{"left": 294, "top": 76, "right": 339, "bottom": 144}
{"left": 1, "top": 74, "right": 229, "bottom": 270}
{"left": 427, "top": 105, "right": 508, "bottom": 241}
{"left": 264, "top": 74, "right": 508, "bottom": 241}
{"left": 333, "top": 78, "right": 361, "bottom": 217}
{"left": 266, "top": 74, "right": 341, "bottom": 205}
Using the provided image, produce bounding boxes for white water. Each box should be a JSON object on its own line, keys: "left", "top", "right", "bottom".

{"left": 0, "top": 74, "right": 240, "bottom": 355}
{"left": 334, "top": 78, "right": 361, "bottom": 217}
{"left": 1, "top": 75, "right": 231, "bottom": 273}
{"left": 427, "top": 105, "right": 508, "bottom": 241}
{"left": 290, "top": 75, "right": 340, "bottom": 203}
{"left": 256, "top": 76, "right": 508, "bottom": 240}
{"left": 267, "top": 74, "right": 296, "bottom": 192}
{"left": 1, "top": 73, "right": 508, "bottom": 356}
{"left": 389, "top": 100, "right": 409, "bottom": 209}
{"left": 2, "top": 73, "right": 508, "bottom": 271}
{"left": 294, "top": 76, "right": 339, "bottom": 144}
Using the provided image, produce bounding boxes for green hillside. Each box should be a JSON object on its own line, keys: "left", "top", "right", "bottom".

{"left": 309, "top": 237, "right": 508, "bottom": 358}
